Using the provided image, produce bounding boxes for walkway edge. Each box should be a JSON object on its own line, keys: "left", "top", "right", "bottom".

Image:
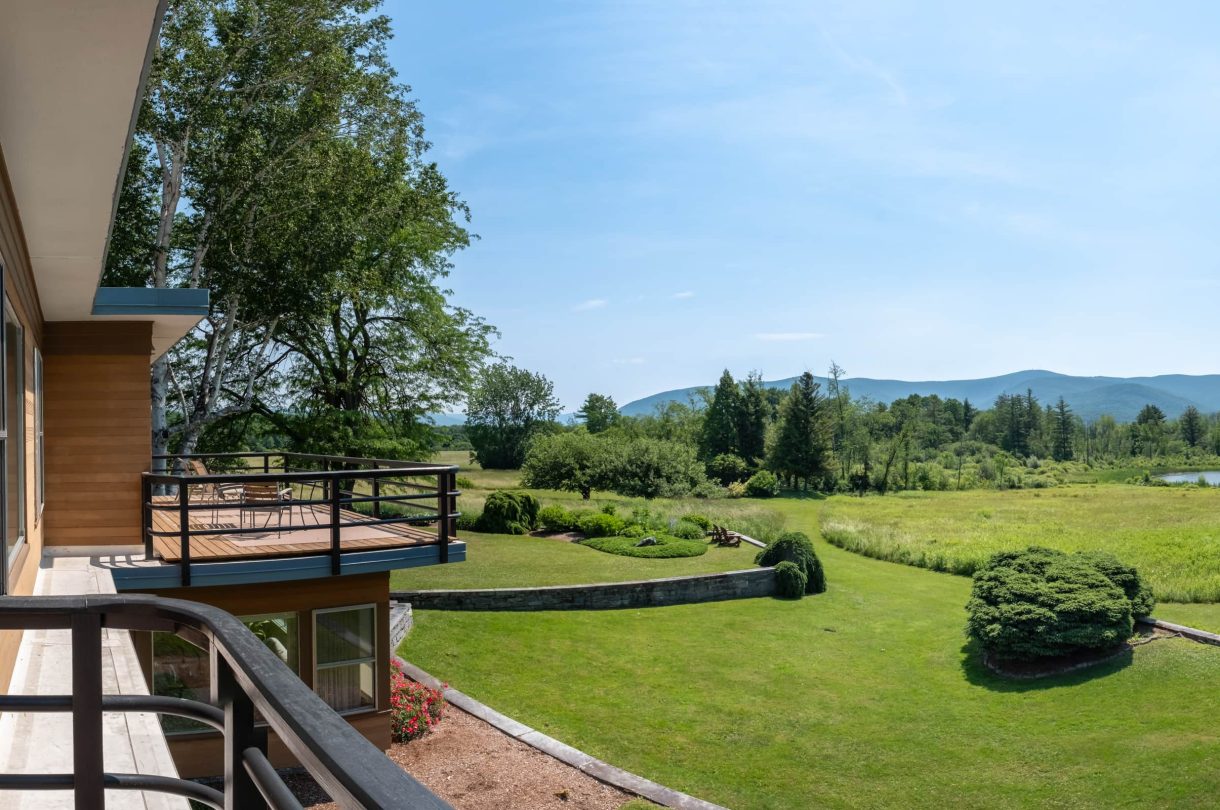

{"left": 395, "top": 657, "right": 731, "bottom": 810}
{"left": 1138, "top": 616, "right": 1220, "bottom": 646}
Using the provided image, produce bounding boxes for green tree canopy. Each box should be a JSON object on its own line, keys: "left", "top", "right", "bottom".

{"left": 576, "top": 393, "right": 619, "bottom": 434}
{"left": 767, "top": 372, "right": 831, "bottom": 489}
{"left": 466, "top": 363, "right": 561, "bottom": 468}
{"left": 699, "top": 369, "right": 740, "bottom": 460}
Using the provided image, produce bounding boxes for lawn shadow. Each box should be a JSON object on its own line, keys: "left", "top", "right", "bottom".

{"left": 959, "top": 639, "right": 1134, "bottom": 692}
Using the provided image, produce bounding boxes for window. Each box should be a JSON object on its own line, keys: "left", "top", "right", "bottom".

{"left": 4, "top": 297, "right": 24, "bottom": 565}
{"left": 152, "top": 612, "right": 300, "bottom": 733}
{"left": 314, "top": 605, "right": 376, "bottom": 713}
{"left": 33, "top": 347, "right": 42, "bottom": 514}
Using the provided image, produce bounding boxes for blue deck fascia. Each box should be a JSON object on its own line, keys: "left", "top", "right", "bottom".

{"left": 111, "top": 541, "right": 466, "bottom": 591}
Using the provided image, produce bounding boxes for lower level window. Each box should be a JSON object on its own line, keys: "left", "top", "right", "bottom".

{"left": 152, "top": 612, "right": 299, "bottom": 733}
{"left": 314, "top": 604, "right": 376, "bottom": 712}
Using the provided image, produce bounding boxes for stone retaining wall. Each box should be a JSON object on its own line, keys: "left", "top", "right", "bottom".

{"left": 392, "top": 567, "right": 776, "bottom": 611}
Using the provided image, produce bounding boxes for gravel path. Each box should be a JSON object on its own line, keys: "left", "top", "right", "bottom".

{"left": 283, "top": 706, "right": 639, "bottom": 810}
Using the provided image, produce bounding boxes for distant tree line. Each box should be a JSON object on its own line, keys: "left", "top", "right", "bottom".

{"left": 468, "top": 361, "right": 1220, "bottom": 499}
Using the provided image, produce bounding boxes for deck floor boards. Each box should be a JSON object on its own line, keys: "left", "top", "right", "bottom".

{"left": 150, "top": 497, "right": 441, "bottom": 563}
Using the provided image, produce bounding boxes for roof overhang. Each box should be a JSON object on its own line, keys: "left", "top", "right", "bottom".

{"left": 0, "top": 0, "right": 202, "bottom": 358}
{"left": 93, "top": 287, "right": 209, "bottom": 357}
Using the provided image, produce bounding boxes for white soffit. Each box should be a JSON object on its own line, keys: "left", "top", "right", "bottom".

{"left": 0, "top": 0, "right": 164, "bottom": 321}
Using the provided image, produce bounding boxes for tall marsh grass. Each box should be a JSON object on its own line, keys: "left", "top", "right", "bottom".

{"left": 820, "top": 486, "right": 1220, "bottom": 603}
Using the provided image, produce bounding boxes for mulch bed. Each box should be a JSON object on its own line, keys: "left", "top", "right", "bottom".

{"left": 282, "top": 705, "right": 637, "bottom": 810}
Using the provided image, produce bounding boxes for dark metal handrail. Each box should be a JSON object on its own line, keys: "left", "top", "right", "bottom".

{"left": 0, "top": 594, "right": 452, "bottom": 809}
{"left": 143, "top": 452, "right": 462, "bottom": 585}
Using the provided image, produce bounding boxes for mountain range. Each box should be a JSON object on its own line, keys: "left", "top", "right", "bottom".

{"left": 618, "top": 370, "right": 1220, "bottom": 423}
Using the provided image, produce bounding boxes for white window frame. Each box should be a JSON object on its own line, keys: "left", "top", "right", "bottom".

{"left": 312, "top": 603, "right": 377, "bottom": 715}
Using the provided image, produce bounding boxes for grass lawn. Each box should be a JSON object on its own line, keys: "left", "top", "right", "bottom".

{"left": 402, "top": 497, "right": 1220, "bottom": 809}
{"left": 820, "top": 485, "right": 1220, "bottom": 602}
{"left": 391, "top": 530, "right": 758, "bottom": 590}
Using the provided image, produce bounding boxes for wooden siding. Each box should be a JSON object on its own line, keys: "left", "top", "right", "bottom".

{"left": 43, "top": 325, "right": 152, "bottom": 547}
{"left": 0, "top": 141, "right": 47, "bottom": 691}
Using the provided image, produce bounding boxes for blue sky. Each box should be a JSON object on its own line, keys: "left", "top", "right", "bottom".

{"left": 385, "top": 1, "right": 1220, "bottom": 410}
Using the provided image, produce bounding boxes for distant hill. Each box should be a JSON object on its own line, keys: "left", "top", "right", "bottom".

{"left": 619, "top": 370, "right": 1220, "bottom": 423}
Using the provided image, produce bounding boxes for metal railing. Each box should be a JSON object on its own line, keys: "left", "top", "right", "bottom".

{"left": 0, "top": 594, "right": 451, "bottom": 809}
{"left": 144, "top": 453, "right": 461, "bottom": 586}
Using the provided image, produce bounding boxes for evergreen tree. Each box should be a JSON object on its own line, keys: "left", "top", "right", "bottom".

{"left": 736, "top": 372, "right": 768, "bottom": 464}
{"left": 1052, "top": 397, "right": 1074, "bottom": 461}
{"left": 767, "top": 372, "right": 830, "bottom": 489}
{"left": 699, "top": 370, "right": 740, "bottom": 460}
{"left": 576, "top": 393, "right": 619, "bottom": 434}
{"left": 962, "top": 398, "right": 978, "bottom": 432}
{"left": 1180, "top": 405, "right": 1204, "bottom": 448}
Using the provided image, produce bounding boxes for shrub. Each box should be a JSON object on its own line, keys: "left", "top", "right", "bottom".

{"left": 455, "top": 510, "right": 482, "bottom": 532}
{"left": 670, "top": 520, "right": 706, "bottom": 540}
{"left": 537, "top": 505, "right": 578, "bottom": 533}
{"left": 756, "top": 532, "right": 826, "bottom": 594}
{"left": 455, "top": 475, "right": 476, "bottom": 490}
{"left": 774, "top": 561, "right": 808, "bottom": 599}
{"left": 577, "top": 512, "right": 626, "bottom": 538}
{"left": 390, "top": 665, "right": 445, "bottom": 742}
{"left": 604, "top": 437, "right": 708, "bottom": 498}
{"left": 1076, "top": 550, "right": 1156, "bottom": 618}
{"left": 966, "top": 547, "right": 1141, "bottom": 664}
{"left": 579, "top": 534, "right": 707, "bottom": 558}
{"left": 681, "top": 513, "right": 712, "bottom": 531}
{"left": 745, "top": 470, "right": 779, "bottom": 498}
{"left": 726, "top": 481, "right": 748, "bottom": 498}
{"left": 707, "top": 453, "right": 750, "bottom": 485}
{"left": 691, "top": 481, "right": 727, "bottom": 499}
{"left": 477, "top": 491, "right": 541, "bottom": 534}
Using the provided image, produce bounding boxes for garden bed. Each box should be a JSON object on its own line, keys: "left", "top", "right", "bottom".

{"left": 579, "top": 534, "right": 707, "bottom": 558}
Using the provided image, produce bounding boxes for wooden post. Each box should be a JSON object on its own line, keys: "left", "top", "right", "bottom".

{"left": 71, "top": 613, "right": 103, "bottom": 809}
{"left": 372, "top": 464, "right": 381, "bottom": 520}
{"left": 141, "top": 474, "right": 153, "bottom": 560}
{"left": 214, "top": 651, "right": 268, "bottom": 810}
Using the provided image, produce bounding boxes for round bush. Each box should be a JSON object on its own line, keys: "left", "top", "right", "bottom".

{"left": 579, "top": 534, "right": 707, "bottom": 558}
{"left": 755, "top": 532, "right": 826, "bottom": 594}
{"left": 745, "top": 470, "right": 779, "bottom": 498}
{"left": 681, "top": 513, "right": 712, "bottom": 531}
{"left": 454, "top": 511, "right": 482, "bottom": 532}
{"left": 477, "top": 491, "right": 541, "bottom": 535}
{"left": 577, "top": 512, "right": 626, "bottom": 538}
{"left": 707, "top": 453, "right": 750, "bottom": 485}
{"left": 774, "top": 561, "right": 808, "bottom": 599}
{"left": 966, "top": 547, "right": 1143, "bottom": 664}
{"left": 670, "top": 520, "right": 706, "bottom": 540}
{"left": 537, "top": 505, "right": 577, "bottom": 533}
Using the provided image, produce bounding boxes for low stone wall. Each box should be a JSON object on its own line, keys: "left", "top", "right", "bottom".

{"left": 392, "top": 567, "right": 776, "bottom": 611}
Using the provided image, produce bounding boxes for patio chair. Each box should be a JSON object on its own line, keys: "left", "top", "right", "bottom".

{"left": 183, "top": 458, "right": 242, "bottom": 527}
{"left": 239, "top": 482, "right": 294, "bottom": 535}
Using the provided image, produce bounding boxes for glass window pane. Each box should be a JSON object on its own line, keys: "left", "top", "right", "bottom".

{"left": 315, "top": 606, "right": 374, "bottom": 666}
{"left": 6, "top": 306, "right": 23, "bottom": 560}
{"left": 315, "top": 662, "right": 375, "bottom": 712}
{"left": 152, "top": 632, "right": 210, "bottom": 733}
{"left": 241, "top": 614, "right": 299, "bottom": 674}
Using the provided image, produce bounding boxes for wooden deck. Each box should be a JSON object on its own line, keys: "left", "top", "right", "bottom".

{"left": 150, "top": 497, "right": 440, "bottom": 563}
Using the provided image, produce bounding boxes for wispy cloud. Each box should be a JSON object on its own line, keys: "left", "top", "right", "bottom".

{"left": 672, "top": 291, "right": 696, "bottom": 300}
{"left": 753, "top": 332, "right": 824, "bottom": 342}
{"left": 573, "top": 298, "right": 608, "bottom": 312}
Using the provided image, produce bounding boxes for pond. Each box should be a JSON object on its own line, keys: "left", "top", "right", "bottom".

{"left": 1159, "top": 471, "right": 1220, "bottom": 485}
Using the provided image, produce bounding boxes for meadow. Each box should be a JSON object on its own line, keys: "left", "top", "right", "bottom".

{"left": 402, "top": 496, "right": 1220, "bottom": 809}
{"left": 820, "top": 485, "right": 1220, "bottom": 602}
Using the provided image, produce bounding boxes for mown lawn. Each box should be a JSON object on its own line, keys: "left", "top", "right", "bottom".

{"left": 402, "top": 497, "right": 1220, "bottom": 809}
{"left": 820, "top": 485, "right": 1220, "bottom": 602}
{"left": 391, "top": 530, "right": 758, "bottom": 590}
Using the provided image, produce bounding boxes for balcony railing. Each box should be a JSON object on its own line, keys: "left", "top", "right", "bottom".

{"left": 144, "top": 453, "right": 461, "bottom": 586}
{"left": 0, "top": 593, "right": 451, "bottom": 809}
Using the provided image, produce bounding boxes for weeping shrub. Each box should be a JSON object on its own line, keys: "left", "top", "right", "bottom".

{"left": 774, "top": 561, "right": 808, "bottom": 599}
{"left": 755, "top": 532, "right": 826, "bottom": 594}
{"left": 477, "top": 491, "right": 540, "bottom": 534}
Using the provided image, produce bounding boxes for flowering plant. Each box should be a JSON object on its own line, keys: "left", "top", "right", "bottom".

{"left": 390, "top": 664, "right": 446, "bottom": 742}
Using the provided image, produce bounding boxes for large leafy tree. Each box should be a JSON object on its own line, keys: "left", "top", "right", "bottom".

{"left": 466, "top": 363, "right": 561, "bottom": 469}
{"left": 106, "top": 0, "right": 474, "bottom": 467}
{"left": 575, "top": 393, "right": 619, "bottom": 434}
